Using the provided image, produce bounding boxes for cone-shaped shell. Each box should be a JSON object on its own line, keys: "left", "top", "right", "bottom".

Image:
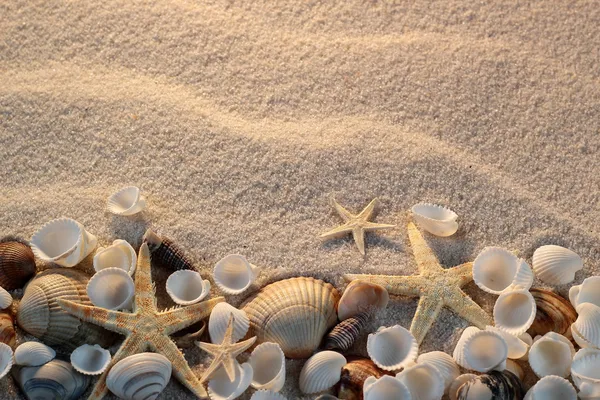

{"left": 0, "top": 311, "right": 16, "bottom": 348}
{"left": 532, "top": 245, "right": 583, "bottom": 285}
{"left": 143, "top": 229, "right": 196, "bottom": 271}
{"left": 251, "top": 391, "right": 288, "bottom": 400}
{"left": 299, "top": 351, "right": 347, "bottom": 394}
{"left": 70, "top": 344, "right": 111, "bottom": 375}
{"left": 107, "top": 186, "right": 146, "bottom": 216}
{"left": 528, "top": 332, "right": 575, "bottom": 378}
{"left": 338, "top": 280, "right": 389, "bottom": 321}
{"left": 473, "top": 248, "right": 533, "bottom": 295}
{"left": 455, "top": 370, "right": 524, "bottom": 400}
{"left": 569, "top": 276, "right": 600, "bottom": 309}
{"left": 456, "top": 328, "right": 508, "bottom": 373}
{"left": 524, "top": 375, "right": 577, "bottom": 400}
{"left": 0, "top": 286, "right": 11, "bottom": 310}
{"left": 411, "top": 203, "right": 458, "bottom": 237}
{"left": 0, "top": 241, "right": 36, "bottom": 290}
{"left": 14, "top": 342, "right": 55, "bottom": 367}
{"left": 417, "top": 351, "right": 460, "bottom": 393}
{"left": 367, "top": 325, "right": 418, "bottom": 371}
{"left": 337, "top": 357, "right": 389, "bottom": 399}
{"left": 209, "top": 303, "right": 250, "bottom": 344}
{"left": 571, "top": 348, "right": 600, "bottom": 398}
{"left": 93, "top": 239, "right": 137, "bottom": 275}
{"left": 208, "top": 361, "right": 253, "bottom": 400}
{"left": 324, "top": 311, "right": 370, "bottom": 352}
{"left": 363, "top": 375, "right": 411, "bottom": 400}
{"left": 249, "top": 342, "right": 286, "bottom": 392}
{"left": 242, "top": 277, "right": 340, "bottom": 359}
{"left": 396, "top": 363, "right": 444, "bottom": 400}
{"left": 572, "top": 302, "right": 600, "bottom": 348}
{"left": 485, "top": 326, "right": 530, "bottom": 360}
{"left": 107, "top": 353, "right": 172, "bottom": 400}
{"left": 214, "top": 254, "right": 260, "bottom": 295}
{"left": 449, "top": 374, "right": 477, "bottom": 400}
{"left": 11, "top": 359, "right": 90, "bottom": 400}
{"left": 0, "top": 342, "right": 13, "bottom": 379}
{"left": 87, "top": 267, "right": 135, "bottom": 310}
{"left": 494, "top": 289, "right": 536, "bottom": 336}
{"left": 166, "top": 269, "right": 211, "bottom": 306}
{"left": 528, "top": 288, "right": 576, "bottom": 340}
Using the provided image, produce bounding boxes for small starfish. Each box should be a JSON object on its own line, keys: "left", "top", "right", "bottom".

{"left": 320, "top": 198, "right": 395, "bottom": 255}
{"left": 196, "top": 314, "right": 257, "bottom": 383}
{"left": 58, "top": 243, "right": 224, "bottom": 400}
{"left": 344, "top": 222, "right": 492, "bottom": 344}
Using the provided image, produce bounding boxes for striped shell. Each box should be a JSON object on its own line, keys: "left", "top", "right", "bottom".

{"left": 417, "top": 351, "right": 460, "bottom": 393}
{"left": 336, "top": 357, "right": 389, "bottom": 399}
{"left": 299, "top": 351, "right": 347, "bottom": 394}
{"left": 455, "top": 370, "right": 524, "bottom": 400}
{"left": 0, "top": 311, "right": 16, "bottom": 348}
{"left": 12, "top": 359, "right": 90, "bottom": 400}
{"left": 324, "top": 312, "right": 370, "bottom": 352}
{"left": 532, "top": 245, "right": 583, "bottom": 285}
{"left": 242, "top": 277, "right": 340, "bottom": 358}
{"left": 0, "top": 241, "right": 36, "bottom": 290}
{"left": 14, "top": 342, "right": 56, "bottom": 366}
{"left": 528, "top": 288, "right": 577, "bottom": 340}
{"left": 251, "top": 390, "right": 288, "bottom": 400}
{"left": 144, "top": 229, "right": 195, "bottom": 271}
{"left": 107, "top": 353, "right": 172, "bottom": 400}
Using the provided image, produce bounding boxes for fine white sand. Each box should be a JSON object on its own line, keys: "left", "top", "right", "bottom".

{"left": 1, "top": 1, "right": 599, "bottom": 399}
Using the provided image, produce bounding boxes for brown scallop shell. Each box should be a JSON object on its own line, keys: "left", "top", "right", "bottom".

{"left": 0, "top": 310, "right": 16, "bottom": 349}
{"left": 527, "top": 288, "right": 577, "bottom": 340}
{"left": 0, "top": 241, "right": 36, "bottom": 290}
{"left": 336, "top": 357, "right": 390, "bottom": 400}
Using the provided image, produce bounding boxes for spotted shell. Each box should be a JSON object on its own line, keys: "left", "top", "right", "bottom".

{"left": 144, "top": 229, "right": 196, "bottom": 271}
{"left": 455, "top": 370, "right": 524, "bottom": 400}
{"left": 0, "top": 311, "right": 16, "bottom": 349}
{"left": 527, "top": 288, "right": 577, "bottom": 340}
{"left": 0, "top": 240, "right": 36, "bottom": 290}
{"left": 336, "top": 357, "right": 389, "bottom": 400}
{"left": 324, "top": 312, "right": 370, "bottom": 352}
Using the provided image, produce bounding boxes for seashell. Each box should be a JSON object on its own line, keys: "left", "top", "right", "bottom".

{"left": 411, "top": 203, "right": 458, "bottom": 237}
{"left": 11, "top": 359, "right": 90, "bottom": 400}
{"left": 251, "top": 391, "right": 288, "bottom": 400}
{"left": 249, "top": 342, "right": 285, "bottom": 392}
{"left": 417, "top": 351, "right": 460, "bottom": 393}
{"left": 485, "top": 326, "right": 530, "bottom": 360}
{"left": 172, "top": 321, "right": 206, "bottom": 349}
{"left": 363, "top": 375, "right": 411, "bottom": 400}
{"left": 569, "top": 276, "right": 600, "bottom": 309}
{"left": 107, "top": 353, "right": 172, "bottom": 400}
{"left": 454, "top": 328, "right": 508, "bottom": 373}
{"left": 299, "top": 351, "right": 347, "bottom": 394}
{"left": 528, "top": 332, "right": 575, "bottom": 378}
{"left": 107, "top": 186, "right": 146, "bottom": 216}
{"left": 87, "top": 267, "right": 135, "bottom": 310}
{"left": 449, "top": 374, "right": 477, "bottom": 400}
{"left": 572, "top": 302, "right": 600, "bottom": 348}
{"left": 214, "top": 254, "right": 261, "bottom": 295}
{"left": 166, "top": 269, "right": 211, "bottom": 306}
{"left": 0, "top": 342, "right": 13, "bottom": 379}
{"left": 93, "top": 239, "right": 137, "bottom": 275}
{"left": 455, "top": 370, "right": 524, "bottom": 400}
{"left": 493, "top": 289, "right": 536, "bottom": 336}
{"left": 0, "top": 286, "right": 11, "bottom": 310}
{"left": 70, "top": 344, "right": 111, "bottom": 375}
{"left": 338, "top": 280, "right": 389, "bottom": 321}
{"left": 524, "top": 375, "right": 577, "bottom": 400}
{"left": 396, "top": 362, "right": 444, "bottom": 400}
{"left": 30, "top": 218, "right": 97, "bottom": 268}
{"left": 315, "top": 396, "right": 339, "bottom": 400}
{"left": 0, "top": 240, "right": 36, "bottom": 290}
{"left": 532, "top": 245, "right": 583, "bottom": 285}
{"left": 143, "top": 229, "right": 196, "bottom": 271}
{"left": 0, "top": 311, "right": 16, "bottom": 348}
{"left": 207, "top": 360, "right": 253, "bottom": 400}
{"left": 242, "top": 277, "right": 340, "bottom": 359}
{"left": 14, "top": 342, "right": 55, "bottom": 366}
{"left": 504, "top": 359, "right": 524, "bottom": 381}
{"left": 473, "top": 248, "right": 533, "bottom": 294}
{"left": 324, "top": 311, "right": 370, "bottom": 352}
{"left": 17, "top": 269, "right": 115, "bottom": 351}
{"left": 336, "top": 357, "right": 389, "bottom": 400}
{"left": 528, "top": 288, "right": 576, "bottom": 340}
{"left": 209, "top": 302, "right": 249, "bottom": 344}
{"left": 571, "top": 348, "right": 600, "bottom": 399}
{"left": 367, "top": 325, "right": 418, "bottom": 371}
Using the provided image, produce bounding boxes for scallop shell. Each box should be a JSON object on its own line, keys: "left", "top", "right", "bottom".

{"left": 207, "top": 361, "right": 253, "bottom": 400}
{"left": 16, "top": 269, "right": 115, "bottom": 351}
{"left": 11, "top": 359, "right": 90, "bottom": 400}
{"left": 106, "top": 353, "right": 172, "bottom": 400}
{"left": 396, "top": 362, "right": 445, "bottom": 400}
{"left": 172, "top": 321, "right": 206, "bottom": 349}
{"left": 0, "top": 286, "right": 12, "bottom": 310}
{"left": 14, "top": 342, "right": 55, "bottom": 367}
{"left": 0, "top": 342, "right": 13, "bottom": 379}
{"left": 455, "top": 370, "right": 524, "bottom": 400}
{"left": 214, "top": 254, "right": 260, "bottom": 295}
{"left": 209, "top": 303, "right": 250, "bottom": 344}
{"left": 367, "top": 325, "right": 418, "bottom": 371}
{"left": 528, "top": 332, "right": 575, "bottom": 378}
{"left": 166, "top": 269, "right": 211, "bottom": 306}
{"left": 106, "top": 186, "right": 146, "bottom": 216}
{"left": 299, "top": 351, "right": 347, "bottom": 394}
{"left": 0, "top": 311, "right": 16, "bottom": 348}
{"left": 449, "top": 374, "right": 477, "bottom": 400}
{"left": 242, "top": 277, "right": 340, "bottom": 359}
{"left": 504, "top": 359, "right": 524, "bottom": 381}
{"left": 532, "top": 245, "right": 583, "bottom": 285}
{"left": 338, "top": 280, "right": 389, "bottom": 321}
{"left": 249, "top": 342, "right": 285, "bottom": 392}
{"left": 70, "top": 344, "right": 111, "bottom": 375}
{"left": 454, "top": 328, "right": 508, "bottom": 373}
{"left": 572, "top": 302, "right": 600, "bottom": 348}
{"left": 0, "top": 241, "right": 36, "bottom": 290}
{"left": 524, "top": 375, "right": 577, "bottom": 400}
{"left": 143, "top": 229, "right": 196, "bottom": 271}
{"left": 485, "top": 326, "right": 530, "bottom": 360}
{"left": 527, "top": 288, "right": 577, "bottom": 340}
{"left": 93, "top": 239, "right": 137, "bottom": 275}
{"left": 417, "top": 351, "right": 460, "bottom": 393}
{"left": 473, "top": 248, "right": 533, "bottom": 294}
{"left": 571, "top": 348, "right": 600, "bottom": 398}
{"left": 250, "top": 391, "right": 288, "bottom": 400}
{"left": 569, "top": 276, "right": 600, "bottom": 309}
{"left": 411, "top": 203, "right": 458, "bottom": 237}
{"left": 87, "top": 267, "right": 135, "bottom": 310}
{"left": 324, "top": 311, "right": 370, "bottom": 352}
{"left": 336, "top": 357, "right": 389, "bottom": 400}
{"left": 363, "top": 375, "right": 411, "bottom": 400}
{"left": 493, "top": 289, "right": 536, "bottom": 336}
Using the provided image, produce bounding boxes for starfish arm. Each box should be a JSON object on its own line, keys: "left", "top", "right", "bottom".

{"left": 407, "top": 222, "right": 443, "bottom": 274}
{"left": 56, "top": 299, "right": 134, "bottom": 335}
{"left": 134, "top": 243, "right": 158, "bottom": 313}
{"left": 320, "top": 223, "right": 353, "bottom": 239}
{"left": 162, "top": 297, "right": 225, "bottom": 335}
{"left": 410, "top": 294, "right": 445, "bottom": 344}
{"left": 362, "top": 221, "right": 396, "bottom": 231}
{"left": 357, "top": 198, "right": 378, "bottom": 220}
{"left": 331, "top": 198, "right": 355, "bottom": 222}
{"left": 352, "top": 227, "right": 366, "bottom": 255}
{"left": 343, "top": 274, "right": 426, "bottom": 297}
{"left": 229, "top": 336, "right": 257, "bottom": 357}
{"left": 446, "top": 289, "right": 493, "bottom": 329}
{"left": 450, "top": 262, "right": 475, "bottom": 287}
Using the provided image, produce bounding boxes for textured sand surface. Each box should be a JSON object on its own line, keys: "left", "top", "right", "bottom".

{"left": 1, "top": 0, "right": 599, "bottom": 398}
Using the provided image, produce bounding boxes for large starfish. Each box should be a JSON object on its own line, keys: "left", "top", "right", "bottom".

{"left": 344, "top": 222, "right": 492, "bottom": 344}
{"left": 58, "top": 243, "right": 224, "bottom": 399}
{"left": 320, "top": 198, "right": 395, "bottom": 255}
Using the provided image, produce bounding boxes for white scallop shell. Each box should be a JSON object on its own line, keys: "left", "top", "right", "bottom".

{"left": 249, "top": 342, "right": 285, "bottom": 392}
{"left": 532, "top": 245, "right": 583, "bottom": 285}
{"left": 208, "top": 361, "right": 253, "bottom": 400}
{"left": 0, "top": 342, "right": 13, "bottom": 379}
{"left": 166, "top": 270, "right": 211, "bottom": 306}
{"left": 504, "top": 359, "right": 524, "bottom": 381}
{"left": 14, "top": 342, "right": 55, "bottom": 367}
{"left": 0, "top": 286, "right": 12, "bottom": 310}
{"left": 250, "top": 390, "right": 288, "bottom": 400}
{"left": 338, "top": 280, "right": 389, "bottom": 321}
{"left": 299, "top": 351, "right": 347, "bottom": 394}
{"left": 70, "top": 344, "right": 111, "bottom": 375}
{"left": 213, "top": 254, "right": 260, "bottom": 295}
{"left": 572, "top": 302, "right": 600, "bottom": 349}
{"left": 572, "top": 324, "right": 597, "bottom": 349}
{"left": 416, "top": 351, "right": 460, "bottom": 393}
{"left": 452, "top": 326, "right": 480, "bottom": 370}
{"left": 569, "top": 276, "right": 600, "bottom": 309}
{"left": 571, "top": 348, "right": 600, "bottom": 399}
{"left": 493, "top": 289, "right": 537, "bottom": 336}
{"left": 87, "top": 267, "right": 135, "bottom": 310}
{"left": 453, "top": 327, "right": 508, "bottom": 372}
{"left": 93, "top": 239, "right": 137, "bottom": 275}
{"left": 528, "top": 332, "right": 575, "bottom": 378}
{"left": 473, "top": 248, "right": 533, "bottom": 294}
{"left": 363, "top": 375, "right": 412, "bottom": 400}
{"left": 396, "top": 362, "right": 445, "bottom": 400}
{"left": 449, "top": 374, "right": 477, "bottom": 400}
{"left": 367, "top": 325, "right": 418, "bottom": 371}
{"left": 485, "top": 326, "right": 530, "bottom": 360}
{"left": 107, "top": 186, "right": 146, "bottom": 216}
{"left": 411, "top": 203, "right": 458, "bottom": 237}
{"left": 524, "top": 375, "right": 578, "bottom": 400}
{"left": 208, "top": 303, "right": 250, "bottom": 344}
{"left": 106, "top": 353, "right": 172, "bottom": 400}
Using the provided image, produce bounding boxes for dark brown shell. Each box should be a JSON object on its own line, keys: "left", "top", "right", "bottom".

{"left": 336, "top": 357, "right": 390, "bottom": 400}
{"left": 144, "top": 229, "right": 196, "bottom": 271}
{"left": 0, "top": 241, "right": 36, "bottom": 290}
{"left": 0, "top": 310, "right": 16, "bottom": 349}
{"left": 324, "top": 312, "right": 370, "bottom": 352}
{"left": 528, "top": 288, "right": 577, "bottom": 340}
{"left": 456, "top": 370, "right": 524, "bottom": 400}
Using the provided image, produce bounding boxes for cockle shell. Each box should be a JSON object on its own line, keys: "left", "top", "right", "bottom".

{"left": 528, "top": 332, "right": 575, "bottom": 378}
{"left": 0, "top": 342, "right": 13, "bottom": 379}
{"left": 571, "top": 348, "right": 600, "bottom": 399}
{"left": 0, "top": 311, "right": 16, "bottom": 348}
{"left": 411, "top": 203, "right": 458, "bottom": 237}
{"left": 532, "top": 245, "right": 583, "bottom": 285}
{"left": 242, "top": 277, "right": 340, "bottom": 359}
{"left": 0, "top": 286, "right": 11, "bottom": 310}
{"left": 473, "top": 248, "right": 533, "bottom": 294}
{"left": 363, "top": 375, "right": 411, "bottom": 400}
{"left": 144, "top": 229, "right": 196, "bottom": 271}
{"left": 93, "top": 239, "right": 137, "bottom": 275}
{"left": 367, "top": 325, "right": 418, "bottom": 371}
{"left": 209, "top": 303, "right": 250, "bottom": 344}
{"left": 166, "top": 269, "right": 211, "bottom": 306}
{"left": 251, "top": 391, "right": 288, "bottom": 400}
{"left": 249, "top": 342, "right": 286, "bottom": 392}
{"left": 396, "top": 363, "right": 444, "bottom": 400}
{"left": 324, "top": 311, "right": 370, "bottom": 352}
{"left": 299, "top": 351, "right": 347, "bottom": 394}
{"left": 455, "top": 370, "right": 524, "bottom": 400}
{"left": 528, "top": 288, "right": 576, "bottom": 340}
{"left": 524, "top": 375, "right": 577, "bottom": 400}
{"left": 493, "top": 289, "right": 536, "bottom": 336}
{"left": 106, "top": 353, "right": 172, "bottom": 400}
{"left": 336, "top": 357, "right": 389, "bottom": 400}
{"left": 107, "top": 186, "right": 146, "bottom": 216}
{"left": 0, "top": 240, "right": 36, "bottom": 290}
{"left": 572, "top": 302, "right": 600, "bottom": 349}
{"left": 70, "top": 344, "right": 111, "bottom": 375}
{"left": 338, "top": 280, "right": 389, "bottom": 321}
{"left": 453, "top": 327, "right": 508, "bottom": 372}
{"left": 87, "top": 267, "right": 135, "bottom": 310}
{"left": 417, "top": 351, "right": 460, "bottom": 393}
{"left": 569, "top": 276, "right": 600, "bottom": 309}
{"left": 208, "top": 361, "right": 253, "bottom": 400}
{"left": 214, "top": 254, "right": 260, "bottom": 295}
{"left": 14, "top": 342, "right": 55, "bottom": 367}
{"left": 12, "top": 359, "right": 90, "bottom": 400}
{"left": 449, "top": 374, "right": 477, "bottom": 400}
{"left": 485, "top": 326, "right": 530, "bottom": 360}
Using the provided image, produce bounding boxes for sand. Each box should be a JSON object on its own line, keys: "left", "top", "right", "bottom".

{"left": 1, "top": 0, "right": 599, "bottom": 398}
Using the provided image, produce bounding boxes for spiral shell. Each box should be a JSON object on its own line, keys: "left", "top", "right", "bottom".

{"left": 527, "top": 288, "right": 576, "bottom": 340}
{"left": 0, "top": 311, "right": 16, "bottom": 348}
{"left": 324, "top": 311, "right": 370, "bottom": 352}
{"left": 299, "top": 351, "right": 347, "bottom": 394}
{"left": 106, "top": 353, "right": 172, "bottom": 400}
{"left": 12, "top": 359, "right": 90, "bottom": 400}
{"left": 144, "top": 229, "right": 196, "bottom": 271}
{"left": 532, "top": 245, "right": 583, "bottom": 285}
{"left": 338, "top": 280, "right": 389, "bottom": 321}
{"left": 455, "top": 370, "right": 524, "bottom": 400}
{"left": 14, "top": 342, "right": 55, "bottom": 367}
{"left": 336, "top": 357, "right": 389, "bottom": 400}
{"left": 0, "top": 240, "right": 36, "bottom": 290}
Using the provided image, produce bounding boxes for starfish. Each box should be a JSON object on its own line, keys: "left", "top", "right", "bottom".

{"left": 320, "top": 198, "right": 395, "bottom": 255}
{"left": 195, "top": 314, "right": 257, "bottom": 383}
{"left": 58, "top": 243, "right": 224, "bottom": 400}
{"left": 344, "top": 222, "right": 492, "bottom": 344}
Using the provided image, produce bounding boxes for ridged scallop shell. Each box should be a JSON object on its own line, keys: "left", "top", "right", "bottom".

{"left": 363, "top": 375, "right": 411, "bottom": 400}
{"left": 299, "top": 351, "right": 347, "bottom": 394}
{"left": 242, "top": 277, "right": 340, "bottom": 359}
{"left": 14, "top": 342, "right": 55, "bottom": 367}
{"left": 455, "top": 370, "right": 524, "bottom": 400}
{"left": 208, "top": 361, "right": 253, "bottom": 400}
{"left": 107, "top": 186, "right": 146, "bottom": 216}
{"left": 396, "top": 362, "right": 445, "bottom": 400}
{"left": 485, "top": 326, "right": 530, "bottom": 360}
{"left": 572, "top": 302, "right": 600, "bottom": 348}
{"left": 571, "top": 348, "right": 600, "bottom": 398}
{"left": 144, "top": 229, "right": 195, "bottom": 271}
{"left": 250, "top": 390, "right": 288, "bottom": 400}
{"left": 569, "top": 276, "right": 600, "bottom": 309}
{"left": 532, "top": 245, "right": 583, "bottom": 285}
{"left": 17, "top": 269, "right": 115, "bottom": 351}
{"left": 453, "top": 327, "right": 508, "bottom": 372}
{"left": 166, "top": 269, "right": 211, "bottom": 306}
{"left": 524, "top": 375, "right": 577, "bottom": 400}
{"left": 449, "top": 374, "right": 477, "bottom": 400}
{"left": 338, "top": 280, "right": 389, "bottom": 321}
{"left": 12, "top": 359, "right": 90, "bottom": 400}
{"left": 87, "top": 267, "right": 135, "bottom": 310}
{"left": 106, "top": 353, "right": 172, "bottom": 400}
{"left": 214, "top": 254, "right": 260, "bottom": 295}
{"left": 0, "top": 240, "right": 36, "bottom": 290}
{"left": 209, "top": 303, "right": 250, "bottom": 344}
{"left": 0, "top": 311, "right": 16, "bottom": 348}
{"left": 411, "top": 203, "right": 458, "bottom": 237}
{"left": 324, "top": 311, "right": 370, "bottom": 352}
{"left": 336, "top": 357, "right": 389, "bottom": 400}
{"left": 493, "top": 289, "right": 536, "bottom": 336}
{"left": 0, "top": 286, "right": 11, "bottom": 310}
{"left": 367, "top": 325, "right": 418, "bottom": 371}
{"left": 249, "top": 342, "right": 285, "bottom": 392}
{"left": 70, "top": 344, "right": 111, "bottom": 375}
{"left": 527, "top": 288, "right": 576, "bottom": 340}
{"left": 473, "top": 248, "right": 533, "bottom": 294}
{"left": 0, "top": 342, "right": 13, "bottom": 379}
{"left": 528, "top": 332, "right": 575, "bottom": 378}
{"left": 93, "top": 239, "right": 137, "bottom": 275}
{"left": 417, "top": 351, "right": 460, "bottom": 393}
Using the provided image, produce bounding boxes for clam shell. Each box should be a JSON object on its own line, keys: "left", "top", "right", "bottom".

{"left": 571, "top": 348, "right": 600, "bottom": 398}
{"left": 207, "top": 361, "right": 253, "bottom": 400}
{"left": 455, "top": 328, "right": 508, "bottom": 373}
{"left": 528, "top": 288, "right": 576, "bottom": 340}
{"left": 411, "top": 203, "right": 458, "bottom": 237}
{"left": 324, "top": 311, "right": 370, "bottom": 352}
{"left": 11, "top": 359, "right": 90, "bottom": 400}
{"left": 493, "top": 289, "right": 536, "bottom": 336}
{"left": 107, "top": 186, "right": 146, "bottom": 216}
{"left": 0, "top": 241, "right": 36, "bottom": 290}
{"left": 485, "top": 326, "right": 530, "bottom": 360}
{"left": 473, "top": 248, "right": 533, "bottom": 294}
{"left": 299, "top": 351, "right": 347, "bottom": 394}
{"left": 396, "top": 362, "right": 444, "bottom": 400}
{"left": 524, "top": 375, "right": 577, "bottom": 400}
{"left": 242, "top": 277, "right": 340, "bottom": 359}
{"left": 417, "top": 351, "right": 460, "bottom": 393}
{"left": 87, "top": 267, "right": 135, "bottom": 310}
{"left": 528, "top": 332, "right": 575, "bottom": 378}
{"left": 93, "top": 239, "right": 137, "bottom": 275}
{"left": 363, "top": 375, "right": 411, "bottom": 400}
{"left": 250, "top": 390, "right": 288, "bottom": 400}
{"left": 70, "top": 344, "right": 111, "bottom": 375}
{"left": 0, "top": 286, "right": 12, "bottom": 310}
{"left": 569, "top": 276, "right": 600, "bottom": 309}
{"left": 338, "top": 280, "right": 389, "bottom": 321}
{"left": 337, "top": 357, "right": 389, "bottom": 400}
{"left": 143, "top": 229, "right": 195, "bottom": 271}
{"left": 14, "top": 342, "right": 55, "bottom": 367}
{"left": 214, "top": 254, "right": 260, "bottom": 295}
{"left": 532, "top": 245, "right": 583, "bottom": 285}
{"left": 572, "top": 302, "right": 600, "bottom": 348}
{"left": 249, "top": 342, "right": 285, "bottom": 392}
{"left": 367, "top": 325, "right": 418, "bottom": 371}
{"left": 0, "top": 342, "right": 13, "bottom": 379}
{"left": 449, "top": 374, "right": 477, "bottom": 400}
{"left": 455, "top": 370, "right": 524, "bottom": 400}
{"left": 504, "top": 359, "right": 524, "bottom": 381}
{"left": 209, "top": 302, "right": 250, "bottom": 344}
{"left": 0, "top": 311, "right": 16, "bottom": 348}
{"left": 106, "top": 353, "right": 172, "bottom": 400}
{"left": 166, "top": 270, "right": 211, "bottom": 306}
